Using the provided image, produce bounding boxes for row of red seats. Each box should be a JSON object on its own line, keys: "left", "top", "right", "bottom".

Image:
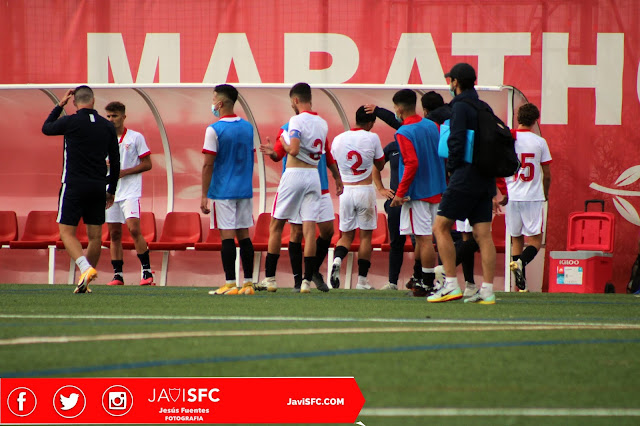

{"left": 0, "top": 210, "right": 394, "bottom": 252}
{"left": 0, "top": 210, "right": 505, "bottom": 253}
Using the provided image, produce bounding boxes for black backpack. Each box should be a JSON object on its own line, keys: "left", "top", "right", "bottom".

{"left": 462, "top": 98, "right": 520, "bottom": 177}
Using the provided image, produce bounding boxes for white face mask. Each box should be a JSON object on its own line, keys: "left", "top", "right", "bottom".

{"left": 211, "top": 104, "right": 220, "bottom": 117}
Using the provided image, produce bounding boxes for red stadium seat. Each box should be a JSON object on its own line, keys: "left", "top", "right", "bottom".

{"left": 103, "top": 212, "right": 157, "bottom": 249}
{"left": 194, "top": 228, "right": 224, "bottom": 251}
{"left": 9, "top": 211, "right": 59, "bottom": 284}
{"left": 252, "top": 213, "right": 272, "bottom": 251}
{"left": 148, "top": 212, "right": 202, "bottom": 251}
{"left": 0, "top": 211, "right": 18, "bottom": 245}
{"left": 492, "top": 213, "right": 506, "bottom": 253}
{"left": 348, "top": 213, "right": 389, "bottom": 251}
{"left": 9, "top": 211, "right": 58, "bottom": 249}
{"left": 55, "top": 219, "right": 109, "bottom": 249}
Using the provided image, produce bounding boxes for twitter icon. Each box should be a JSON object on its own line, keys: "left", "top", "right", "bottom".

{"left": 60, "top": 393, "right": 79, "bottom": 411}
{"left": 54, "top": 386, "right": 86, "bottom": 418}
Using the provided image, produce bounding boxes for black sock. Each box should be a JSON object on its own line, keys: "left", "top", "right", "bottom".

{"left": 304, "top": 256, "right": 316, "bottom": 282}
{"left": 512, "top": 254, "right": 521, "bottom": 262}
{"left": 413, "top": 259, "right": 422, "bottom": 279}
{"left": 265, "top": 252, "right": 280, "bottom": 278}
{"left": 520, "top": 246, "right": 538, "bottom": 266}
{"left": 221, "top": 239, "right": 236, "bottom": 281}
{"left": 289, "top": 241, "right": 303, "bottom": 286}
{"left": 358, "top": 259, "right": 371, "bottom": 278}
{"left": 111, "top": 260, "right": 123, "bottom": 276}
{"left": 422, "top": 273, "right": 436, "bottom": 288}
{"left": 239, "top": 238, "right": 254, "bottom": 280}
{"left": 136, "top": 250, "right": 151, "bottom": 270}
{"left": 315, "top": 237, "right": 331, "bottom": 274}
{"left": 461, "top": 251, "right": 475, "bottom": 284}
{"left": 334, "top": 245, "right": 349, "bottom": 261}
{"left": 455, "top": 238, "right": 479, "bottom": 265}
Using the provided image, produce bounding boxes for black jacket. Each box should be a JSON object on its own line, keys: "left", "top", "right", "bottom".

{"left": 43, "top": 106, "right": 120, "bottom": 194}
{"left": 446, "top": 90, "right": 495, "bottom": 196}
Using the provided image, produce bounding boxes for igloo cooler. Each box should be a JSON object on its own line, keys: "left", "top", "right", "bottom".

{"left": 548, "top": 200, "right": 615, "bottom": 293}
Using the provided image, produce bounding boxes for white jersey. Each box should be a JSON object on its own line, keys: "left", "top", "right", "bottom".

{"left": 330, "top": 129, "right": 384, "bottom": 183}
{"left": 281, "top": 111, "right": 328, "bottom": 166}
{"left": 505, "top": 130, "right": 552, "bottom": 201}
{"left": 113, "top": 128, "right": 151, "bottom": 202}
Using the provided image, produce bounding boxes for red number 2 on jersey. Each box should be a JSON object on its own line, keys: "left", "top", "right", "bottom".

{"left": 347, "top": 150, "right": 366, "bottom": 175}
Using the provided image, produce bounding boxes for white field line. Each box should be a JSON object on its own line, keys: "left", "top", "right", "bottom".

{"left": 1, "top": 313, "right": 640, "bottom": 329}
{"left": 360, "top": 407, "right": 640, "bottom": 417}
{"left": 1, "top": 324, "right": 639, "bottom": 346}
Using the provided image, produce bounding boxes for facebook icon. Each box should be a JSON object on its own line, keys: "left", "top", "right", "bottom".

{"left": 8, "top": 387, "right": 36, "bottom": 417}
{"left": 17, "top": 392, "right": 26, "bottom": 411}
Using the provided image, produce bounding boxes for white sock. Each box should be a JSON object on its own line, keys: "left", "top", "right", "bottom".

{"left": 445, "top": 277, "right": 459, "bottom": 288}
{"left": 333, "top": 257, "right": 342, "bottom": 267}
{"left": 75, "top": 256, "right": 91, "bottom": 274}
{"left": 422, "top": 267, "right": 434, "bottom": 274}
{"left": 357, "top": 275, "right": 367, "bottom": 285}
{"left": 480, "top": 283, "right": 493, "bottom": 296}
{"left": 225, "top": 279, "right": 236, "bottom": 286}
{"left": 244, "top": 277, "right": 252, "bottom": 284}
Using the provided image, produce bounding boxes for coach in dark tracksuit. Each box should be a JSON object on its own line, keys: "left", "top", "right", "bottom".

{"left": 42, "top": 85, "right": 120, "bottom": 293}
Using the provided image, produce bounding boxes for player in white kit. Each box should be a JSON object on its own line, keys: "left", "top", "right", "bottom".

{"left": 258, "top": 83, "right": 328, "bottom": 294}
{"left": 500, "top": 103, "right": 552, "bottom": 291}
{"left": 104, "top": 102, "right": 155, "bottom": 286}
{"left": 329, "top": 106, "right": 385, "bottom": 289}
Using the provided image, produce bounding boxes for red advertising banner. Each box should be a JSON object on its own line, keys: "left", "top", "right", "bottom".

{"left": 0, "top": 377, "right": 365, "bottom": 424}
{"left": 2, "top": 0, "right": 640, "bottom": 290}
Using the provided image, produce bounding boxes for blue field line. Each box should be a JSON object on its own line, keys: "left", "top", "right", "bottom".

{"left": 3, "top": 337, "right": 640, "bottom": 378}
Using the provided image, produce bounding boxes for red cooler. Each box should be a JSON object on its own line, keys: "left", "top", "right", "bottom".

{"left": 548, "top": 200, "right": 615, "bottom": 293}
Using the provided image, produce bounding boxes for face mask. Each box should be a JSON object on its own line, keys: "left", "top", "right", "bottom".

{"left": 395, "top": 113, "right": 402, "bottom": 123}
{"left": 449, "top": 84, "right": 456, "bottom": 98}
{"left": 211, "top": 104, "right": 220, "bottom": 117}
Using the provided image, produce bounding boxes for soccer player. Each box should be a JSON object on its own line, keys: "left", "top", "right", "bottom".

{"left": 201, "top": 84, "right": 256, "bottom": 295}
{"left": 259, "top": 123, "right": 343, "bottom": 292}
{"left": 389, "top": 90, "right": 447, "bottom": 296}
{"left": 501, "top": 103, "right": 552, "bottom": 292}
{"left": 329, "top": 106, "right": 385, "bottom": 289}
{"left": 104, "top": 102, "right": 154, "bottom": 286}
{"left": 258, "top": 83, "right": 327, "bottom": 294}
{"left": 42, "top": 86, "right": 120, "bottom": 294}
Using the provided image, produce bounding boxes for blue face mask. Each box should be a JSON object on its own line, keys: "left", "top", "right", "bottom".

{"left": 211, "top": 104, "right": 220, "bottom": 117}
{"left": 449, "top": 85, "right": 456, "bottom": 99}
{"left": 395, "top": 113, "right": 402, "bottom": 123}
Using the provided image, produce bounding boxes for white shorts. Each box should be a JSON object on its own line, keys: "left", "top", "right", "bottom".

{"left": 106, "top": 198, "right": 140, "bottom": 224}
{"left": 290, "top": 192, "right": 334, "bottom": 225}
{"left": 400, "top": 200, "right": 438, "bottom": 236}
{"left": 211, "top": 198, "right": 254, "bottom": 230}
{"left": 339, "top": 185, "right": 377, "bottom": 232}
{"left": 272, "top": 168, "right": 321, "bottom": 222}
{"left": 506, "top": 200, "right": 544, "bottom": 237}
{"left": 456, "top": 219, "right": 472, "bottom": 233}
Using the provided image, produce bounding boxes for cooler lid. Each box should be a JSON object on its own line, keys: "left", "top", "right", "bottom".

{"left": 566, "top": 212, "right": 615, "bottom": 252}
{"left": 550, "top": 250, "right": 613, "bottom": 259}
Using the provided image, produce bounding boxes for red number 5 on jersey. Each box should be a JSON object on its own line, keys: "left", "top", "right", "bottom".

{"left": 516, "top": 153, "right": 535, "bottom": 182}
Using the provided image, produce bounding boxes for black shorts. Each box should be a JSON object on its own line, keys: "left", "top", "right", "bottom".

{"left": 437, "top": 188, "right": 493, "bottom": 226}
{"left": 57, "top": 183, "right": 106, "bottom": 226}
